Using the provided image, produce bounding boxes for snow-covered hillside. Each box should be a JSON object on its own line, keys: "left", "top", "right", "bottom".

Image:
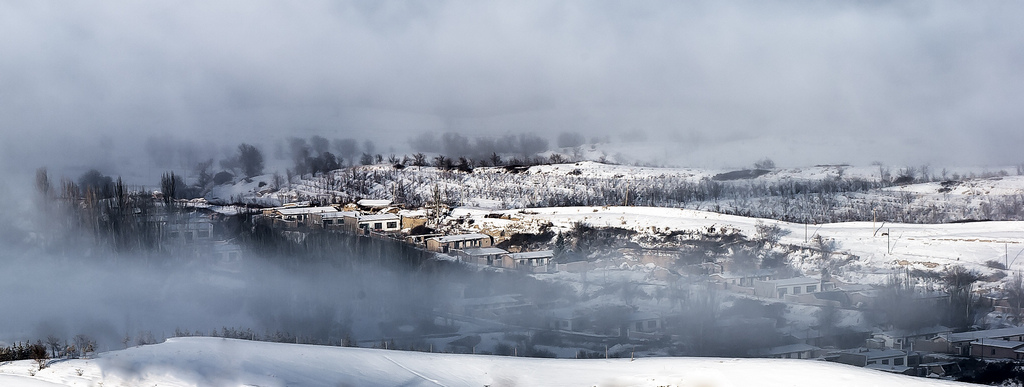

{"left": 0, "top": 337, "right": 968, "bottom": 386}
{"left": 454, "top": 206, "right": 1024, "bottom": 288}
{"left": 211, "top": 162, "right": 1024, "bottom": 224}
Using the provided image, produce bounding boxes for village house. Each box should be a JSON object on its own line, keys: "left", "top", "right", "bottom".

{"left": 970, "top": 339, "right": 1024, "bottom": 359}
{"left": 356, "top": 199, "right": 392, "bottom": 211}
{"left": 457, "top": 247, "right": 508, "bottom": 266}
{"left": 945, "top": 326, "right": 1024, "bottom": 356}
{"left": 501, "top": 250, "right": 554, "bottom": 273}
{"left": 626, "top": 311, "right": 664, "bottom": 335}
{"left": 210, "top": 241, "right": 243, "bottom": 264}
{"left": 312, "top": 211, "right": 360, "bottom": 229}
{"left": 754, "top": 343, "right": 820, "bottom": 359}
{"left": 406, "top": 233, "right": 443, "bottom": 247}
{"left": 354, "top": 213, "right": 403, "bottom": 234}
{"left": 272, "top": 206, "right": 338, "bottom": 227}
{"left": 546, "top": 308, "right": 588, "bottom": 332}
{"left": 753, "top": 277, "right": 823, "bottom": 299}
{"left": 872, "top": 325, "right": 951, "bottom": 351}
{"left": 831, "top": 348, "right": 908, "bottom": 368}
{"left": 164, "top": 216, "right": 214, "bottom": 243}
{"left": 426, "top": 233, "right": 493, "bottom": 253}
{"left": 710, "top": 269, "right": 777, "bottom": 288}
{"left": 452, "top": 294, "right": 531, "bottom": 319}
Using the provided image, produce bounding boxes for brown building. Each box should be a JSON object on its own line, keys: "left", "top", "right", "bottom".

{"left": 426, "top": 233, "right": 493, "bottom": 253}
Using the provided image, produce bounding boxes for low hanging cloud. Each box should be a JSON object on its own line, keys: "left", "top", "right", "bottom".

{"left": 1, "top": 0, "right": 1023, "bottom": 177}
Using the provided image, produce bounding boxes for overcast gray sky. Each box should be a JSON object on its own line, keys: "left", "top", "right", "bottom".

{"left": 2, "top": 0, "right": 1023, "bottom": 178}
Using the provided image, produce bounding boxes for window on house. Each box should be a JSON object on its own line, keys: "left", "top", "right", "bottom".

{"left": 635, "top": 322, "right": 642, "bottom": 331}
{"left": 374, "top": 222, "right": 382, "bottom": 229}
{"left": 169, "top": 231, "right": 179, "bottom": 238}
{"left": 895, "top": 358, "right": 904, "bottom": 366}
{"left": 184, "top": 232, "right": 193, "bottom": 241}
{"left": 324, "top": 219, "right": 333, "bottom": 225}
{"left": 560, "top": 321, "right": 568, "bottom": 328}
{"left": 778, "top": 288, "right": 787, "bottom": 298}
{"left": 993, "top": 348, "right": 997, "bottom": 355}
{"left": 793, "top": 287, "right": 801, "bottom": 295}
{"left": 867, "top": 361, "right": 876, "bottom": 365}
{"left": 647, "top": 320, "right": 656, "bottom": 329}
{"left": 882, "top": 359, "right": 889, "bottom": 365}
{"left": 806, "top": 285, "right": 817, "bottom": 293}
{"left": 387, "top": 221, "right": 398, "bottom": 229}
{"left": 198, "top": 230, "right": 210, "bottom": 239}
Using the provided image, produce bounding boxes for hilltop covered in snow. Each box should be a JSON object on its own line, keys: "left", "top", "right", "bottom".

{"left": 0, "top": 337, "right": 969, "bottom": 386}
{"left": 209, "top": 161, "right": 1024, "bottom": 225}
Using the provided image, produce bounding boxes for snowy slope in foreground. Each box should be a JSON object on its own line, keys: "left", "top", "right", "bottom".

{"left": 0, "top": 337, "right": 967, "bottom": 387}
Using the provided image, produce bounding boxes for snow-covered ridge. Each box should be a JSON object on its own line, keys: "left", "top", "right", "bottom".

{"left": 208, "top": 161, "right": 1024, "bottom": 225}
{"left": 457, "top": 205, "right": 1024, "bottom": 288}
{"left": 0, "top": 337, "right": 968, "bottom": 386}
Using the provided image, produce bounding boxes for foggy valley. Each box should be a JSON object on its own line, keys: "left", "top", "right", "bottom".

{"left": 2, "top": 1, "right": 1024, "bottom": 386}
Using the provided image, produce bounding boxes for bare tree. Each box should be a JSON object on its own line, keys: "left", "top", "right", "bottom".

{"left": 360, "top": 153, "right": 374, "bottom": 165}
{"left": 755, "top": 221, "right": 790, "bottom": 248}
{"left": 412, "top": 153, "right": 427, "bottom": 167}
{"left": 754, "top": 158, "right": 776, "bottom": 170}
{"left": 237, "top": 143, "right": 265, "bottom": 178}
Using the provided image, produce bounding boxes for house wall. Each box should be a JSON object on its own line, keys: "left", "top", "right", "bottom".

{"left": 358, "top": 217, "right": 402, "bottom": 233}
{"left": 971, "top": 345, "right": 1022, "bottom": 359}
{"left": 835, "top": 353, "right": 907, "bottom": 367}
{"left": 628, "top": 319, "right": 662, "bottom": 333}
{"left": 426, "top": 236, "right": 492, "bottom": 253}
{"left": 402, "top": 217, "right": 428, "bottom": 230}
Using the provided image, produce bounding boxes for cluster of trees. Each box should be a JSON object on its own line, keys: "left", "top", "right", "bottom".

{"left": 0, "top": 334, "right": 96, "bottom": 366}
{"left": 867, "top": 265, "right": 984, "bottom": 332}
{"left": 289, "top": 162, "right": 1024, "bottom": 225}
{"left": 35, "top": 166, "right": 239, "bottom": 256}
{"left": 409, "top": 132, "right": 551, "bottom": 160}
{"left": 169, "top": 326, "right": 359, "bottom": 347}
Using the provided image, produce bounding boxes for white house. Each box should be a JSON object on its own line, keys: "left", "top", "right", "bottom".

{"left": 274, "top": 206, "right": 338, "bottom": 227}
{"left": 356, "top": 214, "right": 402, "bottom": 233}
{"left": 754, "top": 277, "right": 822, "bottom": 299}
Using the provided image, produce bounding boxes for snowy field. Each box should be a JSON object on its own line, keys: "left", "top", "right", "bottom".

{"left": 0, "top": 337, "right": 969, "bottom": 386}
{"left": 459, "top": 206, "right": 1024, "bottom": 288}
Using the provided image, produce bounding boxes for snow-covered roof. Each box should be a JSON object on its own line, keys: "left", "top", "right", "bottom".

{"left": 763, "top": 277, "right": 820, "bottom": 287}
{"left": 877, "top": 325, "right": 951, "bottom": 339}
{"left": 277, "top": 206, "right": 337, "bottom": 215}
{"left": 948, "top": 326, "right": 1024, "bottom": 343}
{"left": 864, "top": 364, "right": 913, "bottom": 373}
{"left": 456, "top": 294, "right": 522, "bottom": 307}
{"left": 757, "top": 343, "right": 819, "bottom": 356}
{"left": 431, "top": 233, "right": 491, "bottom": 243}
{"left": 860, "top": 349, "right": 906, "bottom": 360}
{"left": 712, "top": 269, "right": 776, "bottom": 279}
{"left": 358, "top": 214, "right": 401, "bottom": 222}
{"left": 505, "top": 250, "right": 554, "bottom": 259}
{"left": 460, "top": 247, "right": 508, "bottom": 256}
{"left": 978, "top": 339, "right": 1024, "bottom": 350}
{"left": 357, "top": 199, "right": 392, "bottom": 208}
{"left": 320, "top": 211, "right": 359, "bottom": 219}
{"left": 628, "top": 311, "right": 661, "bottom": 321}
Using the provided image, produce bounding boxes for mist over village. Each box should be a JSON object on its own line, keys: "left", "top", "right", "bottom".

{"left": 2, "top": 2, "right": 1024, "bottom": 386}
